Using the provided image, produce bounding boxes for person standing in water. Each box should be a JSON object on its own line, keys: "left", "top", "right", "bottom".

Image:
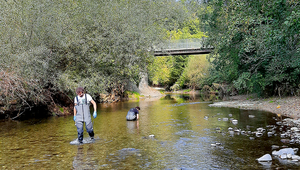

{"left": 74, "top": 87, "right": 97, "bottom": 144}
{"left": 126, "top": 106, "right": 140, "bottom": 121}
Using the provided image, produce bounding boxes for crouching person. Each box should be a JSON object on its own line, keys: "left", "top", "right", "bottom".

{"left": 126, "top": 106, "right": 140, "bottom": 121}
{"left": 74, "top": 87, "right": 97, "bottom": 144}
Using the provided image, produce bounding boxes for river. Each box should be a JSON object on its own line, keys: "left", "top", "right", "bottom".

{"left": 0, "top": 94, "right": 299, "bottom": 169}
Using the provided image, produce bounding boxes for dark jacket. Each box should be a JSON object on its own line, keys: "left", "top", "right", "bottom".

{"left": 126, "top": 108, "right": 139, "bottom": 120}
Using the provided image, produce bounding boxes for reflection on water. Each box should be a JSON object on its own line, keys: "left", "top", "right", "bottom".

{"left": 73, "top": 145, "right": 98, "bottom": 169}
{"left": 126, "top": 121, "right": 139, "bottom": 134}
{"left": 0, "top": 94, "right": 300, "bottom": 169}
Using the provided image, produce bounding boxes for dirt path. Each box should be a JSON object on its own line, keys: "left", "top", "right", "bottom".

{"left": 209, "top": 95, "right": 300, "bottom": 119}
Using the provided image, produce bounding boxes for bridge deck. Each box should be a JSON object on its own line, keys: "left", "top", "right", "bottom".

{"left": 154, "top": 48, "right": 213, "bottom": 56}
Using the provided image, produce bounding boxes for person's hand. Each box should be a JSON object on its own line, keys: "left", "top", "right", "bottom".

{"left": 93, "top": 111, "right": 97, "bottom": 118}
{"left": 73, "top": 115, "right": 76, "bottom": 121}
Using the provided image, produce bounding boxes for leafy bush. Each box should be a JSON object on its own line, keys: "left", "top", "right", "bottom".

{"left": 183, "top": 89, "right": 191, "bottom": 93}
{"left": 0, "top": 0, "right": 190, "bottom": 101}
{"left": 181, "top": 55, "right": 210, "bottom": 90}
{"left": 204, "top": 0, "right": 300, "bottom": 96}
{"left": 124, "top": 91, "right": 141, "bottom": 99}
{"left": 0, "top": 0, "right": 192, "bottom": 117}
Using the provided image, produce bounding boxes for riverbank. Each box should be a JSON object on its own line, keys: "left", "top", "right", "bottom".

{"left": 209, "top": 95, "right": 300, "bottom": 119}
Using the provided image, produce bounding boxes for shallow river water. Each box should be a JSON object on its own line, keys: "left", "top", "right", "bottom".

{"left": 0, "top": 94, "right": 299, "bottom": 170}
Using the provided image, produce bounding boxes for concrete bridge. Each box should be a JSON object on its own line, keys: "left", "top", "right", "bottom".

{"left": 153, "top": 38, "right": 213, "bottom": 56}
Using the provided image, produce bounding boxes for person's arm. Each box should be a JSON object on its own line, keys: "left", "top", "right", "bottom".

{"left": 91, "top": 99, "right": 97, "bottom": 118}
{"left": 74, "top": 98, "right": 77, "bottom": 116}
{"left": 136, "top": 108, "right": 140, "bottom": 120}
{"left": 74, "top": 107, "right": 77, "bottom": 116}
{"left": 91, "top": 99, "right": 97, "bottom": 112}
{"left": 73, "top": 103, "right": 77, "bottom": 121}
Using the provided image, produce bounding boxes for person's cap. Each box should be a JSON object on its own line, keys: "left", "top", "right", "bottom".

{"left": 76, "top": 87, "right": 84, "bottom": 94}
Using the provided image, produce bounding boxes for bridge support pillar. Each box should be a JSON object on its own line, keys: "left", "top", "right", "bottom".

{"left": 138, "top": 72, "right": 149, "bottom": 91}
{"left": 138, "top": 72, "right": 162, "bottom": 97}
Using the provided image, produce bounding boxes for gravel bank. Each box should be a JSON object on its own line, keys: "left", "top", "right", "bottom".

{"left": 209, "top": 95, "right": 300, "bottom": 119}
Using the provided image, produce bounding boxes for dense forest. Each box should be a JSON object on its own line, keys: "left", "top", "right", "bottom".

{"left": 0, "top": 0, "right": 299, "bottom": 119}
{"left": 205, "top": 0, "right": 300, "bottom": 97}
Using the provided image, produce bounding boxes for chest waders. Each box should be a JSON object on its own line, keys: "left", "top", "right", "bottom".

{"left": 75, "top": 94, "right": 94, "bottom": 142}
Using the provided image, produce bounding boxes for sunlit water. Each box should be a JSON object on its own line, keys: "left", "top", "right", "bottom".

{"left": 0, "top": 94, "right": 299, "bottom": 170}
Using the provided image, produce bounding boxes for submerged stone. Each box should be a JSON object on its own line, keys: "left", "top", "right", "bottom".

{"left": 249, "top": 115, "right": 255, "bottom": 118}
{"left": 231, "top": 119, "right": 238, "bottom": 125}
{"left": 256, "top": 132, "right": 263, "bottom": 137}
{"left": 271, "top": 145, "right": 280, "bottom": 150}
{"left": 258, "top": 161, "right": 272, "bottom": 167}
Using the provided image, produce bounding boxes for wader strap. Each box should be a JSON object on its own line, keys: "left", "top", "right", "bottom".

{"left": 76, "top": 94, "right": 87, "bottom": 105}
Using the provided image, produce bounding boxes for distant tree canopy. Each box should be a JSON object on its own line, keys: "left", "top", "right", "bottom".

{"left": 204, "top": 0, "right": 300, "bottom": 96}
{"left": 148, "top": 55, "right": 189, "bottom": 88}
{"left": 182, "top": 55, "right": 210, "bottom": 90}
{"left": 0, "top": 0, "right": 191, "bottom": 113}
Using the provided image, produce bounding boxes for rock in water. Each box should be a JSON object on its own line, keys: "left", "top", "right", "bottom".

{"left": 257, "top": 154, "right": 272, "bottom": 162}
{"left": 272, "top": 148, "right": 295, "bottom": 156}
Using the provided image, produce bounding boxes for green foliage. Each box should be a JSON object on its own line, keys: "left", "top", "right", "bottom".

{"left": 148, "top": 55, "right": 189, "bottom": 88}
{"left": 124, "top": 91, "right": 140, "bottom": 99}
{"left": 170, "top": 56, "right": 189, "bottom": 86}
{"left": 181, "top": 55, "right": 210, "bottom": 89}
{"left": 233, "top": 72, "right": 251, "bottom": 93}
{"left": 0, "top": 0, "right": 190, "bottom": 105}
{"left": 148, "top": 56, "right": 173, "bottom": 86}
{"left": 204, "top": 0, "right": 300, "bottom": 96}
{"left": 183, "top": 89, "right": 191, "bottom": 92}
{"left": 166, "top": 18, "right": 207, "bottom": 40}
{"left": 159, "top": 90, "right": 165, "bottom": 94}
{"left": 59, "top": 107, "right": 64, "bottom": 113}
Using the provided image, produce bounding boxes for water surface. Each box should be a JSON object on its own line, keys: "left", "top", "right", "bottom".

{"left": 0, "top": 94, "right": 299, "bottom": 169}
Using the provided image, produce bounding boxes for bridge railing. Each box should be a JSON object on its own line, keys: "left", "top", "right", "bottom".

{"left": 154, "top": 38, "right": 211, "bottom": 51}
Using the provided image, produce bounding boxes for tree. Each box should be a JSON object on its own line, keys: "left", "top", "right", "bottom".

{"left": 182, "top": 55, "right": 210, "bottom": 90}
{"left": 148, "top": 56, "right": 173, "bottom": 86}
{"left": 204, "top": 0, "right": 300, "bottom": 96}
{"left": 0, "top": 0, "right": 191, "bottom": 117}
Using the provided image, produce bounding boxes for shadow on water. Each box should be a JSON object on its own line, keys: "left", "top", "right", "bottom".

{"left": 0, "top": 93, "right": 300, "bottom": 169}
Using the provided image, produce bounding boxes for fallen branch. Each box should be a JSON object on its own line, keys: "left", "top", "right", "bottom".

{"left": 11, "top": 106, "right": 31, "bottom": 120}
